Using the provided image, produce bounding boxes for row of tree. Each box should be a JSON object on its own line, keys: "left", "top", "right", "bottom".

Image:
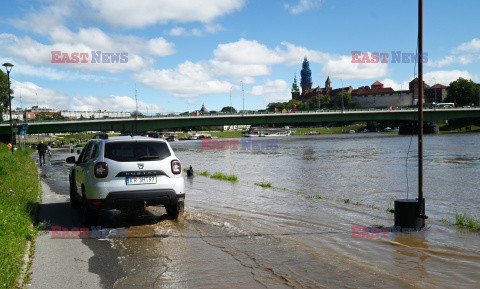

{"left": 267, "top": 91, "right": 360, "bottom": 112}
{"left": 445, "top": 78, "right": 480, "bottom": 106}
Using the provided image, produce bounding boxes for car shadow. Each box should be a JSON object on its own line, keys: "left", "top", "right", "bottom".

{"left": 36, "top": 201, "right": 169, "bottom": 231}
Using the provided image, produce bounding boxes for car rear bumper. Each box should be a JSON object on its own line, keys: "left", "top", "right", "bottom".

{"left": 88, "top": 189, "right": 184, "bottom": 210}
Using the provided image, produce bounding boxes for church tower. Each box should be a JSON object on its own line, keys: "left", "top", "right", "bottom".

{"left": 325, "top": 76, "right": 332, "bottom": 90}
{"left": 300, "top": 57, "right": 313, "bottom": 92}
{"left": 291, "top": 73, "right": 300, "bottom": 100}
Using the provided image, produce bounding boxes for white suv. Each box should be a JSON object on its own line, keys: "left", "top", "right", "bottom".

{"left": 66, "top": 134, "right": 184, "bottom": 224}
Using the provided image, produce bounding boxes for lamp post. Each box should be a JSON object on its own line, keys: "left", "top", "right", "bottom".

{"left": 2, "top": 63, "right": 14, "bottom": 154}
{"left": 432, "top": 77, "right": 437, "bottom": 104}
{"left": 340, "top": 79, "right": 344, "bottom": 113}
{"left": 230, "top": 87, "right": 233, "bottom": 114}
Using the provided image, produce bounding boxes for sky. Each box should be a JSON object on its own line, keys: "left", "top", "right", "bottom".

{"left": 1, "top": 0, "right": 479, "bottom": 114}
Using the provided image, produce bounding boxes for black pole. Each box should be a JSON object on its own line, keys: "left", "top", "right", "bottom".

{"left": 7, "top": 70, "right": 13, "bottom": 154}
{"left": 418, "top": 0, "right": 425, "bottom": 217}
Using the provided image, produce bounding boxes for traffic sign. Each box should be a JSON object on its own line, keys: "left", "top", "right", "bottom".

{"left": 21, "top": 123, "right": 28, "bottom": 131}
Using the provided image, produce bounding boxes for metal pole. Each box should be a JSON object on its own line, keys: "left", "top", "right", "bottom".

{"left": 418, "top": 0, "right": 424, "bottom": 213}
{"left": 241, "top": 81, "right": 244, "bottom": 115}
{"left": 7, "top": 70, "right": 13, "bottom": 154}
{"left": 341, "top": 79, "right": 344, "bottom": 113}
{"left": 230, "top": 87, "right": 233, "bottom": 114}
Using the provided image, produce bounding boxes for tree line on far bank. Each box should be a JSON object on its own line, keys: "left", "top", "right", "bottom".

{"left": 266, "top": 77, "right": 480, "bottom": 112}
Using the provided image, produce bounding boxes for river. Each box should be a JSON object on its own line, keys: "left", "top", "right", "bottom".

{"left": 41, "top": 133, "right": 480, "bottom": 288}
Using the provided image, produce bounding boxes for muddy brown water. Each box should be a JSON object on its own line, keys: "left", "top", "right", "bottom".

{"left": 42, "top": 133, "right": 480, "bottom": 288}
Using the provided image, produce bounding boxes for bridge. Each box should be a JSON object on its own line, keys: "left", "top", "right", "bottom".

{"left": 1, "top": 108, "right": 480, "bottom": 135}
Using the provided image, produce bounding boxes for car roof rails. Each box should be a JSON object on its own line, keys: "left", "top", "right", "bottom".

{"left": 92, "top": 133, "right": 109, "bottom": 139}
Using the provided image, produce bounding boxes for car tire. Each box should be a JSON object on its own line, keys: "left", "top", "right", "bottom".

{"left": 81, "top": 193, "right": 97, "bottom": 226}
{"left": 69, "top": 177, "right": 80, "bottom": 209}
{"left": 166, "top": 201, "right": 184, "bottom": 221}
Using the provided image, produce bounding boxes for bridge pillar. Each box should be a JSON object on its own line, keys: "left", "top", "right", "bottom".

{"left": 399, "top": 122, "right": 439, "bottom": 135}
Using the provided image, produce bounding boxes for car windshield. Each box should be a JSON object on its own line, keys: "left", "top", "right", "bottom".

{"left": 104, "top": 141, "right": 171, "bottom": 162}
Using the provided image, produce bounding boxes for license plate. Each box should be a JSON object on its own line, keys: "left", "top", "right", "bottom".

{"left": 126, "top": 176, "right": 157, "bottom": 185}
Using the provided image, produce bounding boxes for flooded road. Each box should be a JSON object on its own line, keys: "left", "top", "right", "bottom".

{"left": 36, "top": 133, "right": 480, "bottom": 288}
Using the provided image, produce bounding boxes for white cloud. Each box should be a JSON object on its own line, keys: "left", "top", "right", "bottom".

{"left": 134, "top": 61, "right": 233, "bottom": 98}
{"left": 250, "top": 79, "right": 291, "bottom": 102}
{"left": 319, "top": 55, "right": 389, "bottom": 80}
{"left": 214, "top": 39, "right": 284, "bottom": 65}
{"left": 71, "top": 95, "right": 162, "bottom": 112}
{"left": 10, "top": 79, "right": 162, "bottom": 112}
{"left": 284, "top": 0, "right": 322, "bottom": 15}
{"left": 86, "top": 0, "right": 245, "bottom": 28}
{"left": 0, "top": 28, "right": 175, "bottom": 73}
{"left": 168, "top": 24, "right": 224, "bottom": 37}
{"left": 10, "top": 80, "right": 69, "bottom": 109}
{"left": 424, "top": 70, "right": 476, "bottom": 86}
{"left": 382, "top": 70, "right": 477, "bottom": 92}
{"left": 381, "top": 79, "right": 410, "bottom": 91}
{"left": 453, "top": 38, "right": 480, "bottom": 54}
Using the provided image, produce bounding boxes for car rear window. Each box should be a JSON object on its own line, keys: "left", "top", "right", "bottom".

{"left": 104, "top": 141, "right": 171, "bottom": 162}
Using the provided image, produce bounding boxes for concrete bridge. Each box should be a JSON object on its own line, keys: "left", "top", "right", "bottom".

{"left": 1, "top": 108, "right": 479, "bottom": 136}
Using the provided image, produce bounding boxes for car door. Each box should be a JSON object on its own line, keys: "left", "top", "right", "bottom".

{"left": 74, "top": 142, "right": 94, "bottom": 195}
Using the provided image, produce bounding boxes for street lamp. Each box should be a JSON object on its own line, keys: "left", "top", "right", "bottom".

{"left": 2, "top": 63, "right": 14, "bottom": 154}
{"left": 340, "top": 79, "right": 344, "bottom": 113}
{"left": 229, "top": 87, "right": 233, "bottom": 114}
{"left": 432, "top": 77, "right": 437, "bottom": 104}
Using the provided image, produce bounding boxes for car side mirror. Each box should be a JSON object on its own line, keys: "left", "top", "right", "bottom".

{"left": 66, "top": 156, "right": 76, "bottom": 164}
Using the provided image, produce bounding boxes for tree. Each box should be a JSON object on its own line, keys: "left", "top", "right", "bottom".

{"left": 221, "top": 106, "right": 237, "bottom": 113}
{"left": 445, "top": 77, "right": 480, "bottom": 106}
{"left": 0, "top": 70, "right": 14, "bottom": 113}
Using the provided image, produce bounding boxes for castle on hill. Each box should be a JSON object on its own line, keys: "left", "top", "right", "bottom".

{"left": 290, "top": 57, "right": 447, "bottom": 108}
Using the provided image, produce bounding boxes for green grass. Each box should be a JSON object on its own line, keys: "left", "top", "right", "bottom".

{"left": 255, "top": 182, "right": 272, "bottom": 188}
{"left": 210, "top": 172, "right": 238, "bottom": 182}
{"left": 199, "top": 171, "right": 209, "bottom": 177}
{"left": 209, "top": 131, "right": 245, "bottom": 138}
{"left": 307, "top": 194, "right": 323, "bottom": 199}
{"left": 455, "top": 212, "right": 480, "bottom": 230}
{"left": 293, "top": 123, "right": 366, "bottom": 135}
{"left": 0, "top": 146, "right": 41, "bottom": 287}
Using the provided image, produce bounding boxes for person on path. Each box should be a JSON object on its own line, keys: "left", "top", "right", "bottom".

{"left": 37, "top": 141, "right": 47, "bottom": 166}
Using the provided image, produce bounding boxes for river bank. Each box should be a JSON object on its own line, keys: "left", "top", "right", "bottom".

{"left": 0, "top": 147, "right": 41, "bottom": 288}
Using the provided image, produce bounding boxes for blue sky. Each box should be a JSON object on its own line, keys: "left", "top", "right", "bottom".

{"left": 1, "top": 0, "right": 479, "bottom": 113}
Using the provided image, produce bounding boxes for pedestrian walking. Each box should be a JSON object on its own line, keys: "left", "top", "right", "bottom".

{"left": 37, "top": 141, "right": 47, "bottom": 166}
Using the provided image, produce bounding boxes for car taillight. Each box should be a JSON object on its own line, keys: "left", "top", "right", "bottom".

{"left": 171, "top": 160, "right": 181, "bottom": 175}
{"left": 94, "top": 162, "right": 108, "bottom": 178}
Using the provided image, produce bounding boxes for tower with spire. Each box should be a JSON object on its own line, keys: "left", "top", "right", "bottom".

{"left": 291, "top": 73, "right": 300, "bottom": 100}
{"left": 325, "top": 76, "right": 332, "bottom": 90}
{"left": 300, "top": 57, "right": 313, "bottom": 92}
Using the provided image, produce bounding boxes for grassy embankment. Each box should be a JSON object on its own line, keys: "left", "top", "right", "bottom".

{"left": 0, "top": 146, "right": 41, "bottom": 287}
{"left": 292, "top": 123, "right": 366, "bottom": 135}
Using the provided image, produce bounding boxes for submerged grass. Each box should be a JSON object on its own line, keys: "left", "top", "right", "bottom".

{"left": 210, "top": 172, "right": 238, "bottom": 182}
{"left": 0, "top": 146, "right": 41, "bottom": 287}
{"left": 199, "top": 171, "right": 209, "bottom": 177}
{"left": 255, "top": 182, "right": 272, "bottom": 188}
{"left": 455, "top": 212, "right": 480, "bottom": 230}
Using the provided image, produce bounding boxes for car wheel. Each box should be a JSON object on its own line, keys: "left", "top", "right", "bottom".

{"left": 81, "top": 192, "right": 97, "bottom": 226}
{"left": 69, "top": 176, "right": 80, "bottom": 208}
{"left": 166, "top": 201, "right": 184, "bottom": 220}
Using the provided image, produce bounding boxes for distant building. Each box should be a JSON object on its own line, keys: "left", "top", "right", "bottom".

{"left": 292, "top": 57, "right": 351, "bottom": 102}
{"left": 200, "top": 104, "right": 208, "bottom": 114}
{"left": 351, "top": 81, "right": 414, "bottom": 108}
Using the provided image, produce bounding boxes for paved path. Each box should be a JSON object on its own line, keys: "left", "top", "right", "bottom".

{"left": 29, "top": 165, "right": 124, "bottom": 288}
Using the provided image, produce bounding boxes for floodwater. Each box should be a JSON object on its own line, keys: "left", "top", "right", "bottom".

{"left": 43, "top": 133, "right": 480, "bottom": 288}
